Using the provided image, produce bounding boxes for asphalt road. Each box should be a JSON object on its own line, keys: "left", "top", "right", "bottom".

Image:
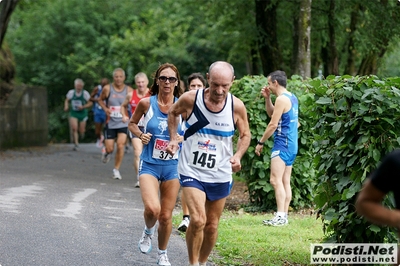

{"left": 0, "top": 143, "right": 189, "bottom": 266}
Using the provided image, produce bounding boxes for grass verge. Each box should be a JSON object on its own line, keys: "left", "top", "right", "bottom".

{"left": 174, "top": 211, "right": 324, "bottom": 266}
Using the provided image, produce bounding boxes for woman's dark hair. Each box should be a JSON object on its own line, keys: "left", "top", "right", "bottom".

{"left": 187, "top": 72, "right": 206, "bottom": 87}
{"left": 150, "top": 63, "right": 184, "bottom": 97}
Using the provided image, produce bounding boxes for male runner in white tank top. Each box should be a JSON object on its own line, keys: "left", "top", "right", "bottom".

{"left": 166, "top": 61, "right": 251, "bottom": 266}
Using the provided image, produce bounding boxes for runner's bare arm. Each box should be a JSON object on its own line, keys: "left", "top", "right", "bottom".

{"left": 121, "top": 91, "right": 132, "bottom": 123}
{"left": 129, "top": 98, "right": 151, "bottom": 143}
{"left": 232, "top": 97, "right": 251, "bottom": 162}
{"left": 98, "top": 84, "right": 110, "bottom": 115}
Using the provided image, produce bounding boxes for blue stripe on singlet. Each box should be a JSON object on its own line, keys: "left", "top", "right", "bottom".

{"left": 184, "top": 105, "right": 209, "bottom": 140}
{"left": 197, "top": 128, "right": 235, "bottom": 137}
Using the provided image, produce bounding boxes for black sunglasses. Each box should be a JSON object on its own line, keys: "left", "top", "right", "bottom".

{"left": 158, "top": 76, "right": 178, "bottom": 83}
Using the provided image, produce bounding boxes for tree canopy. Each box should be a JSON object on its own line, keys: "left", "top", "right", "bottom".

{"left": 3, "top": 0, "right": 400, "bottom": 110}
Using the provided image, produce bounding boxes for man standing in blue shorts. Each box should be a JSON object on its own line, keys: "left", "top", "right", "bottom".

{"left": 90, "top": 78, "right": 109, "bottom": 148}
{"left": 255, "top": 70, "right": 299, "bottom": 226}
{"left": 166, "top": 61, "right": 251, "bottom": 266}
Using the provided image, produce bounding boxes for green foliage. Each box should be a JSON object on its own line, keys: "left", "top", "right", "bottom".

{"left": 48, "top": 108, "right": 69, "bottom": 143}
{"left": 310, "top": 75, "right": 400, "bottom": 243}
{"left": 230, "top": 75, "right": 317, "bottom": 212}
{"left": 379, "top": 40, "right": 400, "bottom": 77}
{"left": 232, "top": 74, "right": 400, "bottom": 244}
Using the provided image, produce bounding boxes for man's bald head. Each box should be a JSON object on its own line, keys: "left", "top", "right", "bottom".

{"left": 208, "top": 61, "right": 235, "bottom": 80}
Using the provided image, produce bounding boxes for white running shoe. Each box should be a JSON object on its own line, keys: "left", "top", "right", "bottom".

{"left": 263, "top": 215, "right": 288, "bottom": 226}
{"left": 138, "top": 230, "right": 153, "bottom": 254}
{"left": 96, "top": 137, "right": 103, "bottom": 148}
{"left": 177, "top": 217, "right": 190, "bottom": 232}
{"left": 157, "top": 252, "right": 171, "bottom": 266}
{"left": 112, "top": 169, "right": 122, "bottom": 180}
{"left": 135, "top": 181, "right": 140, "bottom": 188}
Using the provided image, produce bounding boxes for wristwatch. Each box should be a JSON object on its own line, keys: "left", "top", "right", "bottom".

{"left": 257, "top": 141, "right": 264, "bottom": 145}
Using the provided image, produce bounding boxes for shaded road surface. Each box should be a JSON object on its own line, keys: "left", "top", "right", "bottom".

{"left": 0, "top": 144, "right": 189, "bottom": 266}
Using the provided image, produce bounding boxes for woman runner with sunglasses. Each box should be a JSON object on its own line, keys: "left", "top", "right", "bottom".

{"left": 128, "top": 63, "right": 184, "bottom": 266}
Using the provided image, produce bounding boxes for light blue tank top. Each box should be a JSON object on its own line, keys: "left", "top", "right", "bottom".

{"left": 141, "top": 95, "right": 181, "bottom": 165}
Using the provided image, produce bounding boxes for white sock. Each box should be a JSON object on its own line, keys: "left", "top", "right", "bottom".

{"left": 276, "top": 212, "right": 285, "bottom": 218}
{"left": 199, "top": 262, "right": 207, "bottom": 266}
{"left": 158, "top": 249, "right": 167, "bottom": 255}
{"left": 144, "top": 225, "right": 155, "bottom": 235}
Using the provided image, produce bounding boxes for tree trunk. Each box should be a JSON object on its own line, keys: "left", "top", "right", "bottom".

{"left": 327, "top": 0, "right": 339, "bottom": 75}
{"left": 0, "top": 0, "right": 19, "bottom": 48}
{"left": 255, "top": 0, "right": 281, "bottom": 76}
{"left": 247, "top": 46, "right": 259, "bottom": 75}
{"left": 357, "top": 0, "right": 393, "bottom": 75}
{"left": 358, "top": 53, "right": 378, "bottom": 75}
{"left": 344, "top": 3, "right": 360, "bottom": 76}
{"left": 291, "top": 4, "right": 299, "bottom": 76}
{"left": 294, "top": 0, "right": 312, "bottom": 78}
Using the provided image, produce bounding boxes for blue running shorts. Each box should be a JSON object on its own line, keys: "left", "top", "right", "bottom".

{"left": 271, "top": 150, "right": 297, "bottom": 166}
{"left": 94, "top": 113, "right": 106, "bottom": 124}
{"left": 180, "top": 174, "right": 232, "bottom": 201}
{"left": 139, "top": 160, "right": 179, "bottom": 182}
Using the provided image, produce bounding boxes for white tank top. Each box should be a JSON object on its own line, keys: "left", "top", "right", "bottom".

{"left": 178, "top": 89, "right": 235, "bottom": 183}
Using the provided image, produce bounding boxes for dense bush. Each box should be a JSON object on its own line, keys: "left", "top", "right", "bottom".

{"left": 230, "top": 75, "right": 317, "bottom": 212}
{"left": 231, "top": 74, "right": 400, "bottom": 244}
{"left": 310, "top": 75, "right": 400, "bottom": 243}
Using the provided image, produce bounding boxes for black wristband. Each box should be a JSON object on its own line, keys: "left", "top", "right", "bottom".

{"left": 257, "top": 141, "right": 264, "bottom": 145}
{"left": 139, "top": 133, "right": 143, "bottom": 139}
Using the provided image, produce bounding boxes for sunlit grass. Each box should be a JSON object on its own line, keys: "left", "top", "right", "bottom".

{"left": 174, "top": 211, "right": 324, "bottom": 266}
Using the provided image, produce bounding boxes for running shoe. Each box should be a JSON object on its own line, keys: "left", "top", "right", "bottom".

{"left": 96, "top": 136, "right": 104, "bottom": 148}
{"left": 262, "top": 212, "right": 277, "bottom": 225}
{"left": 135, "top": 181, "right": 140, "bottom": 188}
{"left": 101, "top": 147, "right": 110, "bottom": 164}
{"left": 112, "top": 169, "right": 122, "bottom": 180}
{"left": 263, "top": 215, "right": 288, "bottom": 226}
{"left": 138, "top": 230, "right": 153, "bottom": 254}
{"left": 177, "top": 217, "right": 190, "bottom": 232}
{"left": 73, "top": 145, "right": 79, "bottom": 151}
{"left": 125, "top": 145, "right": 130, "bottom": 153}
{"left": 157, "top": 252, "right": 171, "bottom": 266}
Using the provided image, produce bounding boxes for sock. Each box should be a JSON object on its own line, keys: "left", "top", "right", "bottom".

{"left": 145, "top": 225, "right": 155, "bottom": 235}
{"left": 188, "top": 264, "right": 199, "bottom": 266}
{"left": 199, "top": 262, "right": 207, "bottom": 266}
{"left": 183, "top": 215, "right": 190, "bottom": 220}
{"left": 285, "top": 213, "right": 288, "bottom": 219}
{"left": 158, "top": 248, "right": 167, "bottom": 255}
{"left": 276, "top": 211, "right": 285, "bottom": 218}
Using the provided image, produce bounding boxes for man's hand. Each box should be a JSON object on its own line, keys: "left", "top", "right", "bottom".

{"left": 166, "top": 140, "right": 179, "bottom": 156}
{"left": 261, "top": 86, "right": 271, "bottom": 98}
{"left": 255, "top": 144, "right": 264, "bottom": 156}
{"left": 230, "top": 156, "right": 242, "bottom": 173}
{"left": 122, "top": 115, "right": 129, "bottom": 123}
